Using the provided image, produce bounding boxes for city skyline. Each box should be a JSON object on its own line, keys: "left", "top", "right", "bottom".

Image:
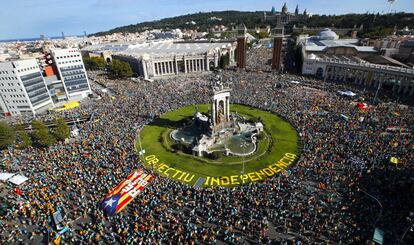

{"left": 1, "top": 0, "right": 413, "bottom": 40}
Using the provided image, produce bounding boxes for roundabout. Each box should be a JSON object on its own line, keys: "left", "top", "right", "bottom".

{"left": 138, "top": 103, "right": 301, "bottom": 187}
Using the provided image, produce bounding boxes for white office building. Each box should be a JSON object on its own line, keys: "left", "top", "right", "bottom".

{"left": 0, "top": 59, "right": 54, "bottom": 116}
{"left": 50, "top": 48, "right": 91, "bottom": 100}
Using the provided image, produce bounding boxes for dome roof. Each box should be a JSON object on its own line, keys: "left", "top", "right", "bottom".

{"left": 317, "top": 28, "right": 339, "bottom": 40}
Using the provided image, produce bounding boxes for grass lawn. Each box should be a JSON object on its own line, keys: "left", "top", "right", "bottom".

{"left": 138, "top": 104, "right": 300, "bottom": 187}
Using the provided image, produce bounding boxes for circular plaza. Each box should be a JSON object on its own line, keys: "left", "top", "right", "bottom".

{"left": 137, "top": 104, "right": 301, "bottom": 187}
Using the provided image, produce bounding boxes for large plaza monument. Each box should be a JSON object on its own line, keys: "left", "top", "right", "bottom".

{"left": 171, "top": 75, "right": 263, "bottom": 157}
{"left": 211, "top": 83, "right": 230, "bottom": 128}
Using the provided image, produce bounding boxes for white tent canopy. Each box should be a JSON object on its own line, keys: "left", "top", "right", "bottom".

{"left": 0, "top": 173, "right": 15, "bottom": 181}
{"left": 338, "top": 90, "right": 357, "bottom": 97}
{"left": 7, "top": 175, "right": 28, "bottom": 186}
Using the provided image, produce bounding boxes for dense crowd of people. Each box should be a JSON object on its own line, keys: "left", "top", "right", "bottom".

{"left": 246, "top": 44, "right": 273, "bottom": 72}
{"left": 0, "top": 51, "right": 413, "bottom": 244}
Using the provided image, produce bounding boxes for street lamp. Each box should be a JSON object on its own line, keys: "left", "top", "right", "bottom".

{"left": 400, "top": 212, "right": 414, "bottom": 243}
{"left": 136, "top": 126, "right": 149, "bottom": 173}
{"left": 360, "top": 188, "right": 383, "bottom": 227}
{"left": 373, "top": 79, "right": 383, "bottom": 105}
{"left": 239, "top": 141, "right": 249, "bottom": 186}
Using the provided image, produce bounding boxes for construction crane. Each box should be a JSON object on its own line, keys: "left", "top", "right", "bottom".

{"left": 387, "top": 0, "right": 396, "bottom": 14}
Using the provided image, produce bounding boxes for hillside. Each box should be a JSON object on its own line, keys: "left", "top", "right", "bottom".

{"left": 92, "top": 11, "right": 264, "bottom": 36}
{"left": 92, "top": 11, "right": 414, "bottom": 37}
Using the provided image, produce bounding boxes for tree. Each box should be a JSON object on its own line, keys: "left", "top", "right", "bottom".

{"left": 83, "top": 57, "right": 106, "bottom": 70}
{"left": 0, "top": 122, "right": 15, "bottom": 149}
{"left": 249, "top": 31, "right": 269, "bottom": 39}
{"left": 109, "top": 59, "right": 133, "bottom": 78}
{"left": 31, "top": 120, "right": 56, "bottom": 147}
{"left": 294, "top": 45, "right": 304, "bottom": 74}
{"left": 54, "top": 118, "right": 70, "bottom": 141}
{"left": 219, "top": 53, "right": 230, "bottom": 69}
{"left": 17, "top": 130, "right": 32, "bottom": 149}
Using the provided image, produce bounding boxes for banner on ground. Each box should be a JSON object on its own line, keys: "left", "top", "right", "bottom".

{"left": 100, "top": 170, "right": 154, "bottom": 216}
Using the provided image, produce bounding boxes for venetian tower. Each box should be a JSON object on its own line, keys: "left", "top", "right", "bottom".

{"left": 236, "top": 24, "right": 247, "bottom": 69}
{"left": 271, "top": 26, "right": 284, "bottom": 71}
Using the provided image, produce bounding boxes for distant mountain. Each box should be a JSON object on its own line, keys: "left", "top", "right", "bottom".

{"left": 92, "top": 11, "right": 414, "bottom": 38}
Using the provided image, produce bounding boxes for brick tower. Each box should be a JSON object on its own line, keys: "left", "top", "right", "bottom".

{"left": 236, "top": 24, "right": 247, "bottom": 69}
{"left": 271, "top": 26, "right": 284, "bottom": 71}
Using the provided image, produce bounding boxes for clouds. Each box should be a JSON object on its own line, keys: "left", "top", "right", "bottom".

{"left": 0, "top": 0, "right": 413, "bottom": 40}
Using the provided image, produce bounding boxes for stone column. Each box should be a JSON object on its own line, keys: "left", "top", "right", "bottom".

{"left": 373, "top": 75, "right": 380, "bottom": 89}
{"left": 212, "top": 99, "right": 217, "bottom": 126}
{"left": 153, "top": 62, "right": 157, "bottom": 76}
{"left": 175, "top": 58, "right": 178, "bottom": 74}
{"left": 409, "top": 82, "right": 414, "bottom": 96}
{"left": 397, "top": 78, "right": 404, "bottom": 93}
{"left": 365, "top": 71, "right": 372, "bottom": 87}
{"left": 184, "top": 56, "right": 187, "bottom": 73}
{"left": 358, "top": 70, "right": 364, "bottom": 84}
{"left": 362, "top": 71, "right": 367, "bottom": 85}
{"left": 193, "top": 59, "right": 196, "bottom": 72}
{"left": 142, "top": 60, "right": 148, "bottom": 79}
{"left": 404, "top": 82, "right": 410, "bottom": 94}
{"left": 354, "top": 70, "right": 359, "bottom": 84}
{"left": 211, "top": 99, "right": 215, "bottom": 126}
{"left": 206, "top": 55, "right": 210, "bottom": 71}
{"left": 157, "top": 62, "right": 161, "bottom": 76}
{"left": 392, "top": 78, "right": 399, "bottom": 92}
{"left": 226, "top": 96, "right": 230, "bottom": 121}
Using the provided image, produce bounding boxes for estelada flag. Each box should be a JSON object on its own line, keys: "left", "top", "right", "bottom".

{"left": 100, "top": 170, "right": 154, "bottom": 216}
{"left": 15, "top": 188, "right": 23, "bottom": 195}
{"left": 356, "top": 102, "right": 368, "bottom": 110}
{"left": 390, "top": 157, "right": 399, "bottom": 165}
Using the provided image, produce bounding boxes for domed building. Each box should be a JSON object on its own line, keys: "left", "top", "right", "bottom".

{"left": 297, "top": 28, "right": 413, "bottom": 97}
{"left": 317, "top": 28, "right": 339, "bottom": 40}
{"left": 263, "top": 3, "right": 309, "bottom": 26}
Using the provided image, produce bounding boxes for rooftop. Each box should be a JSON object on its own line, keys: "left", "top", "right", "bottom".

{"left": 82, "top": 41, "right": 234, "bottom": 59}
{"left": 305, "top": 38, "right": 376, "bottom": 53}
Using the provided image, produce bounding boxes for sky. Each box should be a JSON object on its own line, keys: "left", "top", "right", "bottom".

{"left": 0, "top": 0, "right": 413, "bottom": 40}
